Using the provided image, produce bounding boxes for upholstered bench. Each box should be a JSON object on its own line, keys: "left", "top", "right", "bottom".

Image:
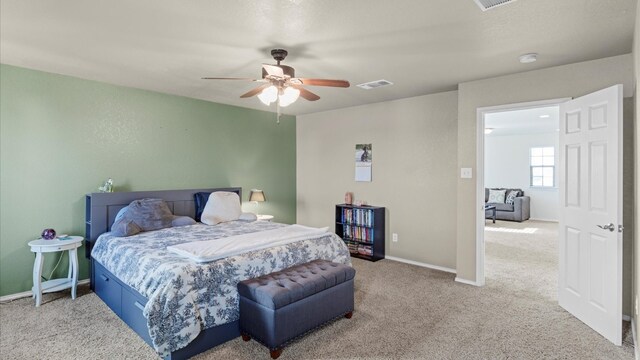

{"left": 237, "top": 259, "right": 356, "bottom": 359}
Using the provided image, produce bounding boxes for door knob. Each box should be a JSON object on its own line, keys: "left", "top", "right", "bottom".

{"left": 597, "top": 223, "right": 615, "bottom": 232}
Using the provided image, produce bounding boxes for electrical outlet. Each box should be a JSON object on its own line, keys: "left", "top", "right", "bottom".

{"left": 392, "top": 233, "right": 398, "bottom": 242}
{"left": 460, "top": 168, "right": 473, "bottom": 179}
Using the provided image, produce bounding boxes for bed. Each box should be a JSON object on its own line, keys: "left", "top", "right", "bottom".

{"left": 85, "top": 188, "right": 351, "bottom": 359}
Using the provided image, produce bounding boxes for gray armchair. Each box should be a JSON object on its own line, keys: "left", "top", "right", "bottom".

{"left": 485, "top": 188, "right": 530, "bottom": 222}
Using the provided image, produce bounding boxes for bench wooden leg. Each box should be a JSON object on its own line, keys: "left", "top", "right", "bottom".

{"left": 241, "top": 333, "right": 251, "bottom": 341}
{"left": 270, "top": 348, "right": 283, "bottom": 359}
{"left": 344, "top": 311, "right": 353, "bottom": 319}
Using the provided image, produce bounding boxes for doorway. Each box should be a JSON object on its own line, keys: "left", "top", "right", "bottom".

{"left": 474, "top": 98, "right": 569, "bottom": 287}
{"left": 474, "top": 85, "right": 625, "bottom": 346}
{"left": 482, "top": 104, "right": 561, "bottom": 301}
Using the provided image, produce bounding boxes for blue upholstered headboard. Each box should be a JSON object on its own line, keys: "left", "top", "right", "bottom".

{"left": 84, "top": 187, "right": 242, "bottom": 258}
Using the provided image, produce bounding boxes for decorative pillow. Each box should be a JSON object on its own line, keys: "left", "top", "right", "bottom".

{"left": 201, "top": 192, "right": 242, "bottom": 225}
{"left": 193, "top": 192, "right": 211, "bottom": 222}
{"left": 488, "top": 189, "right": 507, "bottom": 203}
{"left": 113, "top": 206, "right": 129, "bottom": 226}
{"left": 505, "top": 190, "right": 519, "bottom": 205}
{"left": 238, "top": 212, "right": 258, "bottom": 222}
{"left": 111, "top": 198, "right": 173, "bottom": 237}
{"left": 111, "top": 220, "right": 142, "bottom": 237}
{"left": 172, "top": 215, "right": 197, "bottom": 227}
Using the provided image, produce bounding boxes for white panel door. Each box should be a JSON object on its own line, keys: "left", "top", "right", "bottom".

{"left": 558, "top": 85, "right": 623, "bottom": 345}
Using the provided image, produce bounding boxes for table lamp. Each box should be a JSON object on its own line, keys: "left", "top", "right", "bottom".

{"left": 249, "top": 189, "right": 266, "bottom": 215}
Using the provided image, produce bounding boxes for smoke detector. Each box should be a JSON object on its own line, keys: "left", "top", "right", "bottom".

{"left": 356, "top": 80, "right": 393, "bottom": 90}
{"left": 473, "top": 0, "right": 517, "bottom": 11}
{"left": 519, "top": 53, "right": 538, "bottom": 64}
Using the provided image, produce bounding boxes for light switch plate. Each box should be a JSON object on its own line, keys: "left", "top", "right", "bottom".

{"left": 461, "top": 168, "right": 473, "bottom": 179}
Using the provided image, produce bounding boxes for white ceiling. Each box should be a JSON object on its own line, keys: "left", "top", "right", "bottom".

{"left": 0, "top": 0, "right": 636, "bottom": 115}
{"left": 485, "top": 106, "right": 559, "bottom": 136}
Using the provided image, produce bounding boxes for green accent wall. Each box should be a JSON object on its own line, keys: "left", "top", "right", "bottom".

{"left": 0, "top": 64, "right": 296, "bottom": 297}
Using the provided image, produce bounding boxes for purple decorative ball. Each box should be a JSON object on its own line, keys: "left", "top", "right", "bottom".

{"left": 41, "top": 228, "right": 56, "bottom": 240}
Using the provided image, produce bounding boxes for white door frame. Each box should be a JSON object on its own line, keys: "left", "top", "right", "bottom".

{"left": 475, "top": 97, "right": 571, "bottom": 286}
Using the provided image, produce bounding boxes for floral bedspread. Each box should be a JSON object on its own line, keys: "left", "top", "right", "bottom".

{"left": 91, "top": 221, "right": 351, "bottom": 357}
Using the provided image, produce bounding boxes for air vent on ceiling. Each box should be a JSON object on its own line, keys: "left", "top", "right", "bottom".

{"left": 473, "top": 0, "right": 516, "bottom": 11}
{"left": 356, "top": 80, "right": 393, "bottom": 90}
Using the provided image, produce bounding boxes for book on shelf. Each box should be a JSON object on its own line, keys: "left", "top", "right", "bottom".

{"left": 340, "top": 207, "right": 374, "bottom": 227}
{"left": 346, "top": 243, "right": 372, "bottom": 256}
{"left": 342, "top": 225, "right": 374, "bottom": 243}
{"left": 357, "top": 245, "right": 372, "bottom": 256}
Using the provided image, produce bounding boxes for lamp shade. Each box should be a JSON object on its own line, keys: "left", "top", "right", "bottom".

{"left": 257, "top": 86, "right": 278, "bottom": 105}
{"left": 278, "top": 87, "right": 300, "bottom": 107}
{"left": 249, "top": 189, "right": 266, "bottom": 202}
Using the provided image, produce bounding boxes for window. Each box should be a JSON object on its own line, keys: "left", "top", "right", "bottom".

{"left": 530, "top": 147, "right": 555, "bottom": 187}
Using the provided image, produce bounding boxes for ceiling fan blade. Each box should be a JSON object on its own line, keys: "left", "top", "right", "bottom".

{"left": 294, "top": 78, "right": 350, "bottom": 88}
{"left": 202, "top": 77, "right": 260, "bottom": 81}
{"left": 292, "top": 85, "right": 320, "bottom": 101}
{"left": 240, "top": 83, "right": 271, "bottom": 98}
{"left": 262, "top": 64, "right": 284, "bottom": 77}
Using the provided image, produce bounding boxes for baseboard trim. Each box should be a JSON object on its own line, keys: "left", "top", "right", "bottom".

{"left": 385, "top": 256, "right": 456, "bottom": 274}
{"left": 0, "top": 279, "right": 90, "bottom": 302}
{"left": 528, "top": 218, "right": 559, "bottom": 222}
{"left": 454, "top": 277, "right": 483, "bottom": 286}
{"left": 632, "top": 318, "right": 639, "bottom": 360}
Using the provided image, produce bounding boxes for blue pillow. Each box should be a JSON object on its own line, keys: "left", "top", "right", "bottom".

{"left": 113, "top": 206, "right": 129, "bottom": 226}
{"left": 111, "top": 199, "right": 173, "bottom": 237}
{"left": 172, "top": 216, "right": 196, "bottom": 227}
{"left": 194, "top": 192, "right": 211, "bottom": 222}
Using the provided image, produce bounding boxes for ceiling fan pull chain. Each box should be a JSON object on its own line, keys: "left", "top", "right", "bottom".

{"left": 276, "top": 100, "right": 281, "bottom": 124}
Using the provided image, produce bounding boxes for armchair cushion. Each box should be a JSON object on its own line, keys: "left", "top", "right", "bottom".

{"left": 488, "top": 203, "right": 514, "bottom": 212}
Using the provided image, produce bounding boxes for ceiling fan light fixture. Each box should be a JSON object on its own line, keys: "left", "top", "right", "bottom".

{"left": 279, "top": 87, "right": 300, "bottom": 107}
{"left": 203, "top": 48, "right": 349, "bottom": 116}
{"left": 257, "top": 85, "right": 278, "bottom": 105}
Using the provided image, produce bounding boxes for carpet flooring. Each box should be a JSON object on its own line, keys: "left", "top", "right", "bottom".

{"left": 0, "top": 220, "right": 634, "bottom": 359}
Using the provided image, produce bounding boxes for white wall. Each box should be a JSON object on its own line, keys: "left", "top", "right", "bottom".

{"left": 297, "top": 91, "right": 458, "bottom": 269}
{"left": 456, "top": 54, "right": 634, "bottom": 283}
{"left": 485, "top": 132, "right": 559, "bottom": 221}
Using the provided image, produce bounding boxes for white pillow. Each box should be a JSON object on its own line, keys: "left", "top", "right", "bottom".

{"left": 238, "top": 212, "right": 258, "bottom": 222}
{"left": 488, "top": 189, "right": 507, "bottom": 203}
{"left": 201, "top": 192, "right": 242, "bottom": 225}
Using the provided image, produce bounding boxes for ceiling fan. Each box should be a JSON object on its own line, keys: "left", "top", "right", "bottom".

{"left": 203, "top": 49, "right": 350, "bottom": 120}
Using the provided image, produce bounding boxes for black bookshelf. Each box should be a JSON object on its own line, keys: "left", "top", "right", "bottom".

{"left": 335, "top": 204, "right": 385, "bottom": 261}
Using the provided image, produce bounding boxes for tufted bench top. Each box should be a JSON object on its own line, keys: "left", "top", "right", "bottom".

{"left": 237, "top": 259, "right": 355, "bottom": 310}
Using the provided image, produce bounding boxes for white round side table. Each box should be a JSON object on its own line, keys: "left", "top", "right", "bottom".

{"left": 257, "top": 214, "right": 274, "bottom": 222}
{"left": 28, "top": 236, "right": 83, "bottom": 307}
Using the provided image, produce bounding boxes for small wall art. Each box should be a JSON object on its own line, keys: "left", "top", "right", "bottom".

{"left": 355, "top": 144, "right": 372, "bottom": 182}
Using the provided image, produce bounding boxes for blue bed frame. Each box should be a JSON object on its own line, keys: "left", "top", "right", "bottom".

{"left": 85, "top": 188, "right": 242, "bottom": 360}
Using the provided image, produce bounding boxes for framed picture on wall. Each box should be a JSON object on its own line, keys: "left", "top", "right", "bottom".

{"left": 355, "top": 144, "right": 372, "bottom": 182}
